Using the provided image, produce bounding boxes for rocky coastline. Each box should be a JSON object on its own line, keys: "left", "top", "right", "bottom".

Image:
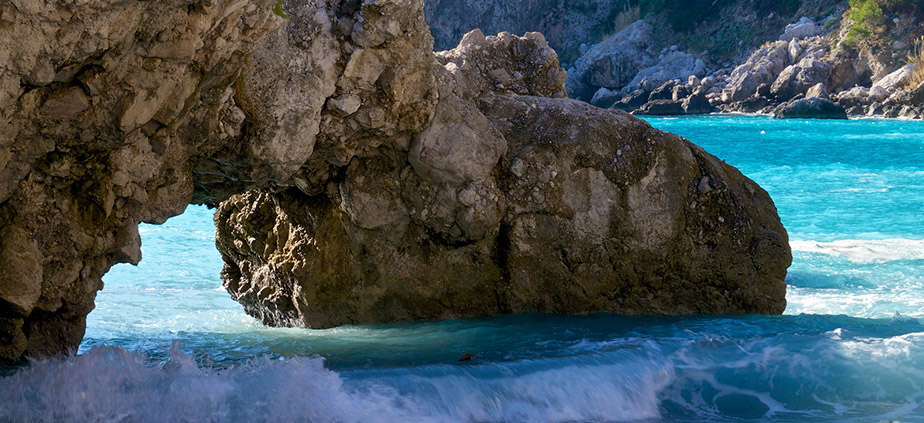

{"left": 0, "top": 0, "right": 794, "bottom": 363}
{"left": 568, "top": 13, "right": 924, "bottom": 119}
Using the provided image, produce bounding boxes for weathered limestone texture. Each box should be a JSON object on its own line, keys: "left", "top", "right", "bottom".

{"left": 0, "top": 0, "right": 280, "bottom": 362}
{"left": 0, "top": 0, "right": 791, "bottom": 362}
{"left": 214, "top": 5, "right": 791, "bottom": 328}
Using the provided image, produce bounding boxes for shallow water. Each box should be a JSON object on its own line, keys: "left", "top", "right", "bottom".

{"left": 3, "top": 116, "right": 924, "bottom": 422}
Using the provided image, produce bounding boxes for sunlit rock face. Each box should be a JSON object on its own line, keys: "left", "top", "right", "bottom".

{"left": 0, "top": 0, "right": 790, "bottom": 362}
{"left": 213, "top": 3, "right": 790, "bottom": 329}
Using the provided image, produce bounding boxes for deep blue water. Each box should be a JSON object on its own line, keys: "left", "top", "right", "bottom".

{"left": 3, "top": 116, "right": 924, "bottom": 422}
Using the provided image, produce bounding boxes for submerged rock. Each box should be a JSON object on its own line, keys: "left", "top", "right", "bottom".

{"left": 775, "top": 97, "right": 848, "bottom": 119}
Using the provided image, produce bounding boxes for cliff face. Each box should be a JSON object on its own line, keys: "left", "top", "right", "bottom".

{"left": 424, "top": 0, "right": 846, "bottom": 68}
{"left": 424, "top": 0, "right": 620, "bottom": 65}
{"left": 1, "top": 0, "right": 791, "bottom": 362}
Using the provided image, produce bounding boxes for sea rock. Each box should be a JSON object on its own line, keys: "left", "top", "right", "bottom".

{"left": 775, "top": 97, "right": 848, "bottom": 119}
{"left": 0, "top": 0, "right": 281, "bottom": 363}
{"left": 0, "top": 0, "right": 792, "bottom": 362}
{"left": 217, "top": 92, "right": 790, "bottom": 328}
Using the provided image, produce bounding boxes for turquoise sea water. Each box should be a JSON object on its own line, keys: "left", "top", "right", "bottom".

{"left": 3, "top": 116, "right": 924, "bottom": 422}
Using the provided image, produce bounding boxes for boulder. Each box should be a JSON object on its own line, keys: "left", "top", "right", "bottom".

{"left": 835, "top": 86, "right": 872, "bottom": 108}
{"left": 648, "top": 81, "right": 678, "bottom": 101}
{"left": 217, "top": 94, "right": 791, "bottom": 328}
{"left": 627, "top": 51, "right": 706, "bottom": 91}
{"left": 805, "top": 83, "right": 829, "bottom": 99}
{"left": 775, "top": 97, "right": 848, "bottom": 119}
{"left": 724, "top": 41, "right": 791, "bottom": 103}
{"left": 637, "top": 99, "right": 686, "bottom": 115}
{"left": 591, "top": 87, "right": 624, "bottom": 108}
{"left": 873, "top": 64, "right": 914, "bottom": 92}
{"left": 770, "top": 56, "right": 832, "bottom": 100}
{"left": 780, "top": 17, "right": 822, "bottom": 42}
{"left": 610, "top": 88, "right": 650, "bottom": 112}
{"left": 683, "top": 90, "right": 715, "bottom": 114}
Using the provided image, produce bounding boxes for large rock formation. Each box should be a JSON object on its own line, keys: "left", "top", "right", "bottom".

{"left": 0, "top": 0, "right": 281, "bottom": 363}
{"left": 215, "top": 16, "right": 790, "bottom": 328}
{"left": 0, "top": 0, "right": 791, "bottom": 362}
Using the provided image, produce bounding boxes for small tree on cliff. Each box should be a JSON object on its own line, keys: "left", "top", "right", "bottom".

{"left": 846, "top": 0, "right": 884, "bottom": 45}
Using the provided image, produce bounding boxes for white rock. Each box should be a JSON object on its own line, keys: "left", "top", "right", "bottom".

{"left": 780, "top": 17, "right": 821, "bottom": 42}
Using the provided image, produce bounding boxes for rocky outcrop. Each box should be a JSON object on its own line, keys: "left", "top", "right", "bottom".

{"left": 597, "top": 13, "right": 923, "bottom": 119}
{"left": 0, "top": 0, "right": 792, "bottom": 362}
{"left": 566, "top": 20, "right": 658, "bottom": 102}
{"left": 779, "top": 17, "right": 822, "bottom": 42}
{"left": 215, "top": 21, "right": 790, "bottom": 328}
{"left": 0, "top": 0, "right": 281, "bottom": 363}
{"left": 775, "top": 97, "right": 848, "bottom": 119}
{"left": 424, "top": 0, "right": 621, "bottom": 65}
{"left": 566, "top": 21, "right": 710, "bottom": 103}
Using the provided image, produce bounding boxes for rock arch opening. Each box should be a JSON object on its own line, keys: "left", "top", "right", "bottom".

{"left": 81, "top": 205, "right": 251, "bottom": 356}
{"left": 0, "top": 0, "right": 789, "bottom": 364}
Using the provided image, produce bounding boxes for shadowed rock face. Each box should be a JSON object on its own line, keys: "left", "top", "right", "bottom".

{"left": 0, "top": 0, "right": 281, "bottom": 363}
{"left": 0, "top": 0, "right": 791, "bottom": 362}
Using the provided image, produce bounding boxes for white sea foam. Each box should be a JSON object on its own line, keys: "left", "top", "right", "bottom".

{"left": 791, "top": 239, "right": 924, "bottom": 263}
{"left": 0, "top": 346, "right": 672, "bottom": 423}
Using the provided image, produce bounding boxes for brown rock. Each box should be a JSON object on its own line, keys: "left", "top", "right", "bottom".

{"left": 0, "top": 0, "right": 792, "bottom": 363}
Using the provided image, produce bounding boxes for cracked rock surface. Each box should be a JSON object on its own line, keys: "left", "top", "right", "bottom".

{"left": 0, "top": 0, "right": 791, "bottom": 361}
{"left": 213, "top": 1, "right": 791, "bottom": 329}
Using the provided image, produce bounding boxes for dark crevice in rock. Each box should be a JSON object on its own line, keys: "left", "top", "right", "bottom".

{"left": 492, "top": 221, "right": 513, "bottom": 314}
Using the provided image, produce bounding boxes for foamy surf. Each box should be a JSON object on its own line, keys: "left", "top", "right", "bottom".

{"left": 791, "top": 239, "right": 924, "bottom": 263}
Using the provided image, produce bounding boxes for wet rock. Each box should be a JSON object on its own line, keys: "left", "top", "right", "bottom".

{"left": 775, "top": 97, "right": 848, "bottom": 119}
